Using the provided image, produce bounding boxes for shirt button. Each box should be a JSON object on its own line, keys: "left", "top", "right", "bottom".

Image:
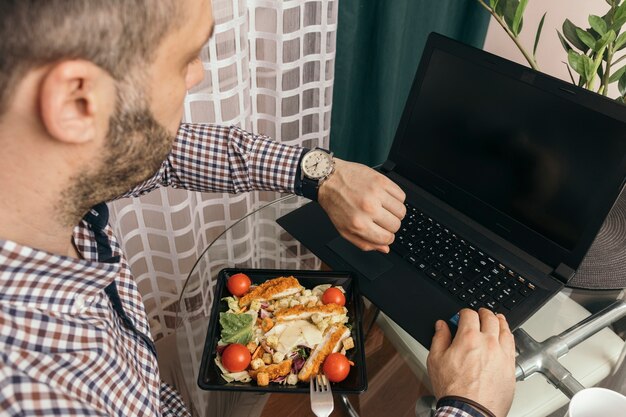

{"left": 74, "top": 296, "right": 86, "bottom": 313}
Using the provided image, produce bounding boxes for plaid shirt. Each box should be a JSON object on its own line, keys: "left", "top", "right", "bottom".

{"left": 0, "top": 124, "right": 302, "bottom": 416}
{"left": 0, "top": 123, "right": 476, "bottom": 417}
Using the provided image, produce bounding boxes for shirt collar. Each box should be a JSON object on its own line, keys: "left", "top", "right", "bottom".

{"left": 0, "top": 238, "right": 119, "bottom": 314}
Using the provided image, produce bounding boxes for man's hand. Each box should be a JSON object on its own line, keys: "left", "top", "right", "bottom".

{"left": 427, "top": 309, "right": 516, "bottom": 417}
{"left": 317, "top": 158, "right": 406, "bottom": 253}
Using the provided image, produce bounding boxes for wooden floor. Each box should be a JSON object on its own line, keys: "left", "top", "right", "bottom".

{"left": 260, "top": 321, "right": 431, "bottom": 417}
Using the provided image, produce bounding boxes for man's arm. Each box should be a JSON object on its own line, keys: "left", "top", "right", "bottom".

{"left": 119, "top": 123, "right": 406, "bottom": 253}
{"left": 427, "top": 309, "right": 517, "bottom": 417}
{"left": 119, "top": 124, "right": 304, "bottom": 197}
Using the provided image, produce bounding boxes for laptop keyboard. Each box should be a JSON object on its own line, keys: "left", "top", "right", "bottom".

{"left": 391, "top": 203, "right": 537, "bottom": 313}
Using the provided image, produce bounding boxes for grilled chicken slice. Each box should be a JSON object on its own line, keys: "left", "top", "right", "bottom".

{"left": 297, "top": 324, "right": 351, "bottom": 382}
{"left": 274, "top": 304, "right": 347, "bottom": 322}
{"left": 239, "top": 276, "right": 304, "bottom": 307}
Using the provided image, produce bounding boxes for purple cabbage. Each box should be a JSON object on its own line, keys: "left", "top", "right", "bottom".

{"left": 291, "top": 356, "right": 306, "bottom": 374}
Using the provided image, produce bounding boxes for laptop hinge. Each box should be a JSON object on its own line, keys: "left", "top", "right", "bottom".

{"left": 551, "top": 263, "right": 575, "bottom": 283}
{"left": 381, "top": 160, "right": 396, "bottom": 173}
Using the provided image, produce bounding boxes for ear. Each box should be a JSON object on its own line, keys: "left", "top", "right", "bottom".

{"left": 39, "top": 60, "right": 115, "bottom": 145}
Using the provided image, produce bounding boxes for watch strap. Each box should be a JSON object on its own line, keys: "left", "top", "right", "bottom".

{"left": 293, "top": 148, "right": 308, "bottom": 197}
{"left": 301, "top": 175, "right": 321, "bottom": 201}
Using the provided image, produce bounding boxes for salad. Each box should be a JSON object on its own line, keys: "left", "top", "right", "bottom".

{"left": 214, "top": 273, "right": 355, "bottom": 387}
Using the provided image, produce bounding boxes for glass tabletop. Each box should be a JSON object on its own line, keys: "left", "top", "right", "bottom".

{"left": 174, "top": 195, "right": 626, "bottom": 417}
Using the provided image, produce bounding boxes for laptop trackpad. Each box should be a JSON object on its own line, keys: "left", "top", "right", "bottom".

{"left": 326, "top": 237, "right": 394, "bottom": 281}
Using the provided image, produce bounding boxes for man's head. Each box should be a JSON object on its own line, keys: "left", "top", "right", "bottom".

{"left": 0, "top": 0, "right": 213, "bottom": 225}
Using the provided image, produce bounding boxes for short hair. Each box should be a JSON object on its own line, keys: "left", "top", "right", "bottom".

{"left": 0, "top": 0, "right": 181, "bottom": 115}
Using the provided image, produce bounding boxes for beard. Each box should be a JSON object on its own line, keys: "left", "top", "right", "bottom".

{"left": 60, "top": 76, "right": 175, "bottom": 226}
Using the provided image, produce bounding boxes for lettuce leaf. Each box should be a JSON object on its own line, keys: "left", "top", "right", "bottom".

{"left": 219, "top": 312, "right": 254, "bottom": 344}
{"left": 221, "top": 296, "right": 241, "bottom": 313}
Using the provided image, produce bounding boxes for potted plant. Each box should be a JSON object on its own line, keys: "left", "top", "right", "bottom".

{"left": 476, "top": 0, "right": 626, "bottom": 101}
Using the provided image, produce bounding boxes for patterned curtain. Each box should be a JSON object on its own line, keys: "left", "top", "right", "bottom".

{"left": 108, "top": 0, "right": 338, "bottom": 340}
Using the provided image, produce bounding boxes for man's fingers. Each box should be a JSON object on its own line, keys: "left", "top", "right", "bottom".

{"left": 497, "top": 314, "right": 516, "bottom": 355}
{"left": 382, "top": 179, "right": 406, "bottom": 202}
{"left": 430, "top": 320, "right": 452, "bottom": 355}
{"left": 456, "top": 308, "right": 480, "bottom": 333}
{"left": 349, "top": 218, "right": 395, "bottom": 249}
{"left": 341, "top": 231, "right": 389, "bottom": 253}
{"left": 373, "top": 209, "right": 402, "bottom": 236}
{"left": 381, "top": 193, "right": 407, "bottom": 221}
{"left": 478, "top": 308, "right": 500, "bottom": 336}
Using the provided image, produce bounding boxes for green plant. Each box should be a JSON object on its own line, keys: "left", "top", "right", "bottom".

{"left": 476, "top": 0, "right": 626, "bottom": 102}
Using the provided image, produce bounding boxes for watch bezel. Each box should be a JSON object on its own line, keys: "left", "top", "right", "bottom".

{"left": 301, "top": 148, "right": 334, "bottom": 180}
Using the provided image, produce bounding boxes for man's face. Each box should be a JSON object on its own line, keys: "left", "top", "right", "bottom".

{"left": 63, "top": 0, "right": 213, "bottom": 222}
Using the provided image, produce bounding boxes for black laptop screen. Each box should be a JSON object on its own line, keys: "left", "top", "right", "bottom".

{"left": 395, "top": 49, "right": 626, "bottom": 251}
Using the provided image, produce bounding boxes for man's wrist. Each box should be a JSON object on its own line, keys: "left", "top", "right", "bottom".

{"left": 436, "top": 396, "right": 496, "bottom": 417}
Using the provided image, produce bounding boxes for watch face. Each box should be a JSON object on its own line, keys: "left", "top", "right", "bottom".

{"left": 302, "top": 149, "right": 333, "bottom": 180}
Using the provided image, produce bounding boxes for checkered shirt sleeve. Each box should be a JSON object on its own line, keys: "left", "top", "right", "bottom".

{"left": 119, "top": 124, "right": 305, "bottom": 199}
{"left": 160, "top": 382, "right": 191, "bottom": 417}
{"left": 435, "top": 406, "right": 484, "bottom": 417}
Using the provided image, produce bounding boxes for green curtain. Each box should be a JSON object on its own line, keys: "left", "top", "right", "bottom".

{"left": 330, "top": 0, "right": 491, "bottom": 166}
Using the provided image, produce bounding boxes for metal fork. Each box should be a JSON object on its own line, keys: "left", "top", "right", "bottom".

{"left": 310, "top": 374, "right": 334, "bottom": 417}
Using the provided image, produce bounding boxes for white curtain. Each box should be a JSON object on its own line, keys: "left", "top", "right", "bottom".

{"left": 108, "top": 0, "right": 339, "bottom": 341}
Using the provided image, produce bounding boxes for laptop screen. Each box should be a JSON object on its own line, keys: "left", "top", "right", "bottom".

{"left": 391, "top": 38, "right": 626, "bottom": 267}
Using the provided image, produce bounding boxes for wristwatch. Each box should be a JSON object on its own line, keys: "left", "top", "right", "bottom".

{"left": 300, "top": 147, "right": 335, "bottom": 201}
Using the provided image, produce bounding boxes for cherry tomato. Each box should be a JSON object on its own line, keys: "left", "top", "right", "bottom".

{"left": 322, "top": 287, "right": 346, "bottom": 306}
{"left": 227, "top": 273, "right": 251, "bottom": 297}
{"left": 322, "top": 353, "right": 351, "bottom": 382}
{"left": 221, "top": 343, "right": 251, "bottom": 372}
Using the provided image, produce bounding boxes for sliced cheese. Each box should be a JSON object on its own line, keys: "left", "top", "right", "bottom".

{"left": 265, "top": 319, "right": 323, "bottom": 354}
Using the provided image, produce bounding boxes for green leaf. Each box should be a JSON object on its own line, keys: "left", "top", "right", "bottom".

{"left": 595, "top": 30, "right": 617, "bottom": 52}
{"left": 613, "top": 2, "right": 626, "bottom": 29}
{"left": 512, "top": 0, "right": 529, "bottom": 36}
{"left": 496, "top": 0, "right": 520, "bottom": 30}
{"left": 619, "top": 70, "right": 626, "bottom": 95}
{"left": 219, "top": 312, "right": 254, "bottom": 344}
{"left": 576, "top": 28, "right": 597, "bottom": 50}
{"left": 568, "top": 50, "right": 586, "bottom": 76}
{"left": 609, "top": 64, "right": 626, "bottom": 82}
{"left": 583, "top": 54, "right": 595, "bottom": 83}
{"left": 533, "top": 12, "right": 547, "bottom": 56}
{"left": 557, "top": 30, "right": 573, "bottom": 52}
{"left": 563, "top": 19, "right": 590, "bottom": 52}
{"left": 590, "top": 15, "right": 608, "bottom": 35}
{"left": 616, "top": 32, "right": 626, "bottom": 50}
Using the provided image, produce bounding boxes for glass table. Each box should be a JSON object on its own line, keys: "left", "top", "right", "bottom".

{"left": 174, "top": 195, "right": 626, "bottom": 417}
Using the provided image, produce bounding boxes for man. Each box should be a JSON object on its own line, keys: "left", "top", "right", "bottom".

{"left": 0, "top": 1, "right": 515, "bottom": 416}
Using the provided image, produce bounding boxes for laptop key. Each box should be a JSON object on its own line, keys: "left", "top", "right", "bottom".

{"left": 425, "top": 268, "right": 440, "bottom": 280}
{"left": 469, "top": 299, "right": 480, "bottom": 309}
{"left": 456, "top": 278, "right": 469, "bottom": 288}
{"left": 494, "top": 292, "right": 506, "bottom": 302}
{"left": 486, "top": 299, "right": 499, "bottom": 310}
{"left": 406, "top": 254, "right": 419, "bottom": 264}
{"left": 416, "top": 261, "right": 428, "bottom": 270}
{"left": 448, "top": 284, "right": 460, "bottom": 295}
{"left": 503, "top": 295, "right": 523, "bottom": 310}
{"left": 519, "top": 286, "right": 531, "bottom": 297}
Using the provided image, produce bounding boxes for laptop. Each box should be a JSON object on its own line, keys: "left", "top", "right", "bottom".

{"left": 277, "top": 32, "right": 626, "bottom": 348}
